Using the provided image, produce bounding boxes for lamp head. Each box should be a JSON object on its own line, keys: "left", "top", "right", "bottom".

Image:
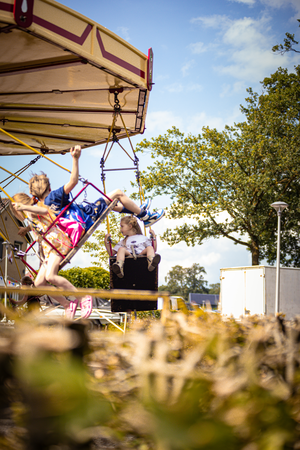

{"left": 271, "top": 201, "right": 288, "bottom": 214}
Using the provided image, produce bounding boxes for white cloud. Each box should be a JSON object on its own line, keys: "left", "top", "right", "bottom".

{"left": 155, "top": 74, "right": 169, "bottom": 82}
{"left": 144, "top": 105, "right": 243, "bottom": 137}
{"left": 187, "top": 83, "right": 203, "bottom": 92}
{"left": 215, "top": 48, "right": 277, "bottom": 81}
{"left": 188, "top": 42, "right": 217, "bottom": 56}
{"left": 117, "top": 26, "right": 130, "bottom": 42}
{"left": 186, "top": 112, "right": 225, "bottom": 133}
{"left": 261, "top": 0, "right": 300, "bottom": 15}
{"left": 181, "top": 60, "right": 195, "bottom": 77}
{"left": 185, "top": 106, "right": 243, "bottom": 134}
{"left": 86, "top": 146, "right": 104, "bottom": 158}
{"left": 229, "top": 0, "right": 256, "bottom": 4}
{"left": 286, "top": 0, "right": 300, "bottom": 12}
{"left": 189, "top": 42, "right": 208, "bottom": 54}
{"left": 145, "top": 111, "right": 183, "bottom": 134}
{"left": 222, "top": 17, "right": 270, "bottom": 47}
{"left": 220, "top": 81, "right": 246, "bottom": 98}
{"left": 190, "top": 14, "right": 230, "bottom": 29}
{"left": 220, "top": 84, "right": 231, "bottom": 98}
{"left": 233, "top": 80, "right": 247, "bottom": 93}
{"left": 163, "top": 82, "right": 202, "bottom": 94}
{"left": 191, "top": 14, "right": 297, "bottom": 82}
{"left": 165, "top": 82, "right": 184, "bottom": 93}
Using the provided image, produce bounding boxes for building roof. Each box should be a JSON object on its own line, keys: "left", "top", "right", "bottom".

{"left": 189, "top": 293, "right": 219, "bottom": 306}
{"left": 0, "top": 197, "right": 32, "bottom": 243}
{"left": 0, "top": 197, "right": 10, "bottom": 214}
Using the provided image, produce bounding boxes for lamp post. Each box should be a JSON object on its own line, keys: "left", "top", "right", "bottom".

{"left": 271, "top": 201, "right": 288, "bottom": 315}
{"left": 2, "top": 241, "right": 9, "bottom": 322}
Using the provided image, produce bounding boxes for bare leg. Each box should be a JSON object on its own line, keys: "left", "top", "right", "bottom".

{"left": 44, "top": 253, "right": 81, "bottom": 308}
{"left": 106, "top": 189, "right": 141, "bottom": 215}
{"left": 34, "top": 260, "right": 70, "bottom": 308}
{"left": 116, "top": 247, "right": 131, "bottom": 262}
{"left": 140, "top": 247, "right": 155, "bottom": 258}
{"left": 46, "top": 253, "right": 93, "bottom": 320}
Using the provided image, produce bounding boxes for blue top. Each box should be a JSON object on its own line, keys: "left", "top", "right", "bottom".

{"left": 44, "top": 186, "right": 93, "bottom": 229}
{"left": 44, "top": 186, "right": 107, "bottom": 230}
{"left": 44, "top": 186, "right": 69, "bottom": 213}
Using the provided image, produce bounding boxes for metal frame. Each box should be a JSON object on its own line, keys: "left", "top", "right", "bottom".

{"left": 0, "top": 285, "right": 171, "bottom": 325}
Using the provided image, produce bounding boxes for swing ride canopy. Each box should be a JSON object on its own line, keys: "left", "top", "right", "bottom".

{"left": 0, "top": 0, "right": 153, "bottom": 156}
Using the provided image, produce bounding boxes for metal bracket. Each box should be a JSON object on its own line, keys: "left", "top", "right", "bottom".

{"left": 14, "top": 0, "right": 34, "bottom": 28}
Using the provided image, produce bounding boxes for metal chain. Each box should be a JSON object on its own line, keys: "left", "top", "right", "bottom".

{"left": 113, "top": 90, "right": 121, "bottom": 113}
{"left": 0, "top": 154, "right": 42, "bottom": 187}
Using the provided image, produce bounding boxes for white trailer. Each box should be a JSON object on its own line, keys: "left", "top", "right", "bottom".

{"left": 220, "top": 266, "right": 300, "bottom": 320}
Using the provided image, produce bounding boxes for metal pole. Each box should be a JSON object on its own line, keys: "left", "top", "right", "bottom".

{"left": 271, "top": 201, "right": 288, "bottom": 316}
{"left": 3, "top": 241, "right": 8, "bottom": 321}
{"left": 275, "top": 212, "right": 281, "bottom": 315}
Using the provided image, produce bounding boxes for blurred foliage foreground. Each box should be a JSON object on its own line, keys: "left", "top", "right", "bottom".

{"left": 1, "top": 311, "right": 300, "bottom": 450}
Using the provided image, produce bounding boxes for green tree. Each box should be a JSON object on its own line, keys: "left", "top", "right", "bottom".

{"left": 208, "top": 283, "right": 220, "bottom": 295}
{"left": 82, "top": 213, "right": 123, "bottom": 269}
{"left": 136, "top": 66, "right": 300, "bottom": 266}
{"left": 60, "top": 266, "right": 110, "bottom": 290}
{"left": 272, "top": 19, "right": 300, "bottom": 54}
{"left": 160, "top": 263, "right": 208, "bottom": 300}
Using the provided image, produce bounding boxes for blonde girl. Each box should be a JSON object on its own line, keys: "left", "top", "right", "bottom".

{"left": 10, "top": 193, "right": 93, "bottom": 319}
{"left": 105, "top": 216, "right": 161, "bottom": 278}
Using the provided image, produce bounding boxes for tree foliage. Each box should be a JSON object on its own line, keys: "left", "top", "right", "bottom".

{"left": 208, "top": 283, "right": 220, "bottom": 294}
{"left": 82, "top": 213, "right": 123, "bottom": 269}
{"left": 60, "top": 266, "right": 110, "bottom": 290}
{"left": 159, "top": 263, "right": 208, "bottom": 300}
{"left": 272, "top": 19, "right": 300, "bottom": 54}
{"left": 137, "top": 65, "right": 300, "bottom": 266}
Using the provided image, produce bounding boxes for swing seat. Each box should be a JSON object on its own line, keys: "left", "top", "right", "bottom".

{"left": 109, "top": 255, "right": 158, "bottom": 312}
{"left": 59, "top": 199, "right": 118, "bottom": 270}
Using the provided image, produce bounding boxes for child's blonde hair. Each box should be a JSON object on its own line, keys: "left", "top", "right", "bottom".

{"left": 121, "top": 215, "right": 143, "bottom": 234}
{"left": 11, "top": 192, "right": 56, "bottom": 223}
{"left": 29, "top": 173, "right": 50, "bottom": 199}
{"left": 120, "top": 216, "right": 143, "bottom": 246}
{"left": 10, "top": 193, "right": 33, "bottom": 221}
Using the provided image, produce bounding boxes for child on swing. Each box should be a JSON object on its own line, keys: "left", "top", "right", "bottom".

{"left": 10, "top": 193, "right": 93, "bottom": 320}
{"left": 28, "top": 145, "right": 164, "bottom": 247}
{"left": 105, "top": 215, "right": 161, "bottom": 278}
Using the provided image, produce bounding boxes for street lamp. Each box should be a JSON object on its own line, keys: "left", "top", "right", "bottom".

{"left": 271, "top": 201, "right": 288, "bottom": 315}
{"left": 2, "top": 241, "right": 9, "bottom": 322}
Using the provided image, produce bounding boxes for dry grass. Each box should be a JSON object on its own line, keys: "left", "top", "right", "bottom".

{"left": 1, "top": 309, "right": 300, "bottom": 449}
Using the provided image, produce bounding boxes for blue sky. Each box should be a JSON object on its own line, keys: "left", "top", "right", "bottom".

{"left": 3, "top": 0, "right": 300, "bottom": 286}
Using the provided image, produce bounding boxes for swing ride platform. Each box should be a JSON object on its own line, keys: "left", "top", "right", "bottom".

{"left": 0, "top": 0, "right": 163, "bottom": 318}
{"left": 0, "top": 0, "right": 153, "bottom": 155}
{"left": 0, "top": 286, "right": 172, "bottom": 333}
{"left": 44, "top": 305, "right": 128, "bottom": 331}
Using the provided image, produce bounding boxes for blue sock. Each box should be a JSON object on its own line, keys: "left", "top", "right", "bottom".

{"left": 121, "top": 206, "right": 146, "bottom": 218}
{"left": 121, "top": 207, "right": 134, "bottom": 214}
{"left": 137, "top": 209, "right": 147, "bottom": 218}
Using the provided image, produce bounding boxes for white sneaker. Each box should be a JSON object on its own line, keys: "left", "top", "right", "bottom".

{"left": 139, "top": 198, "right": 152, "bottom": 212}
{"left": 143, "top": 209, "right": 165, "bottom": 227}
